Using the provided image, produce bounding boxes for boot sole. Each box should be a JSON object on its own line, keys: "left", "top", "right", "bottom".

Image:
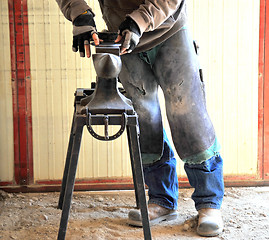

{"left": 197, "top": 226, "right": 223, "bottom": 237}
{"left": 128, "top": 212, "right": 178, "bottom": 227}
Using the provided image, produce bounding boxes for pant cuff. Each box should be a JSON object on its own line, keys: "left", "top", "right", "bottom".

{"left": 148, "top": 199, "right": 177, "bottom": 210}
{"left": 195, "top": 203, "right": 221, "bottom": 211}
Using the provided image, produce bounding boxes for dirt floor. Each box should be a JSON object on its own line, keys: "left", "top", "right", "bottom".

{"left": 0, "top": 186, "right": 269, "bottom": 240}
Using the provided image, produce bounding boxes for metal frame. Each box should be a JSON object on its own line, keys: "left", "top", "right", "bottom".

{"left": 56, "top": 89, "right": 152, "bottom": 240}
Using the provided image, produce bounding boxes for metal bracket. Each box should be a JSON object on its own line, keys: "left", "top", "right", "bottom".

{"left": 86, "top": 112, "right": 127, "bottom": 141}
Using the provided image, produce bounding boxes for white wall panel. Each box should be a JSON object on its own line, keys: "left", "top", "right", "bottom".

{"left": 0, "top": 1, "right": 14, "bottom": 182}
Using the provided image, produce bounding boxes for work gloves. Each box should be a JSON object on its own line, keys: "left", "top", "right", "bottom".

{"left": 72, "top": 10, "right": 98, "bottom": 57}
{"left": 115, "top": 17, "right": 141, "bottom": 54}
{"left": 73, "top": 11, "right": 141, "bottom": 57}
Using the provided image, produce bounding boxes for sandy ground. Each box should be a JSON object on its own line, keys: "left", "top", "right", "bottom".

{"left": 0, "top": 186, "right": 269, "bottom": 240}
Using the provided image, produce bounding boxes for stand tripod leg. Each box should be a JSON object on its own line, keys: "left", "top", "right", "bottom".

{"left": 57, "top": 116, "right": 85, "bottom": 240}
{"left": 127, "top": 127, "right": 139, "bottom": 209}
{"left": 58, "top": 112, "right": 75, "bottom": 210}
{"left": 127, "top": 124, "right": 152, "bottom": 240}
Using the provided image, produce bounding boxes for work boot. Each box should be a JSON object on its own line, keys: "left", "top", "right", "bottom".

{"left": 128, "top": 203, "right": 178, "bottom": 227}
{"left": 197, "top": 208, "right": 223, "bottom": 237}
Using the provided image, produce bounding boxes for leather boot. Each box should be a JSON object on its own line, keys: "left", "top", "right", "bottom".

{"left": 197, "top": 208, "right": 223, "bottom": 237}
{"left": 128, "top": 203, "right": 178, "bottom": 227}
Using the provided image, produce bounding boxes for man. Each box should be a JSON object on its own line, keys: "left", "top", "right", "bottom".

{"left": 56, "top": 0, "right": 225, "bottom": 237}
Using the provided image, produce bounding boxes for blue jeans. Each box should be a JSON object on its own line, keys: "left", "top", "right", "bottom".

{"left": 119, "top": 29, "right": 224, "bottom": 210}
{"left": 143, "top": 131, "right": 179, "bottom": 210}
{"left": 143, "top": 131, "right": 224, "bottom": 211}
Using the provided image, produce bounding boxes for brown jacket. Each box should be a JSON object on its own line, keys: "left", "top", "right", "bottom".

{"left": 56, "top": 0, "right": 187, "bottom": 52}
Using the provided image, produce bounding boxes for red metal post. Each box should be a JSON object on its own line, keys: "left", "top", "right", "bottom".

{"left": 259, "top": 0, "right": 269, "bottom": 180}
{"left": 8, "top": 0, "right": 33, "bottom": 185}
{"left": 258, "top": 0, "right": 265, "bottom": 179}
{"left": 263, "top": 0, "right": 269, "bottom": 180}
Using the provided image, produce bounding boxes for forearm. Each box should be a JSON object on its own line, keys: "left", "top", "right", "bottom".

{"left": 55, "top": 0, "right": 91, "bottom": 21}
{"left": 127, "top": 0, "right": 185, "bottom": 34}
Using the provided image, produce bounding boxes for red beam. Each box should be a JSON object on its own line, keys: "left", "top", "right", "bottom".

{"left": 259, "top": 0, "right": 266, "bottom": 179}
{"left": 1, "top": 178, "right": 269, "bottom": 193}
{"left": 264, "top": 0, "right": 269, "bottom": 180}
{"left": 0, "top": 182, "right": 13, "bottom": 186}
{"left": 1, "top": 174, "right": 267, "bottom": 193}
{"left": 260, "top": 0, "right": 269, "bottom": 180}
{"left": 35, "top": 175, "right": 258, "bottom": 186}
{"left": 8, "top": 0, "right": 33, "bottom": 185}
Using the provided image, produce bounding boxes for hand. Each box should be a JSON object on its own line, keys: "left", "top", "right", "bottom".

{"left": 72, "top": 10, "right": 100, "bottom": 58}
{"left": 115, "top": 17, "right": 141, "bottom": 55}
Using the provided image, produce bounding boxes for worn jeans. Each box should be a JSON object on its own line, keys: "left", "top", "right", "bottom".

{"left": 143, "top": 130, "right": 224, "bottom": 211}
{"left": 119, "top": 28, "right": 224, "bottom": 210}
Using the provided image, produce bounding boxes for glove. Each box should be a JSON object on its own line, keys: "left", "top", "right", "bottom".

{"left": 72, "top": 10, "right": 98, "bottom": 57}
{"left": 115, "top": 17, "right": 141, "bottom": 54}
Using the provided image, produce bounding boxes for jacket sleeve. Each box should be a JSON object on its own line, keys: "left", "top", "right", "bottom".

{"left": 127, "top": 0, "right": 185, "bottom": 34}
{"left": 55, "top": 0, "right": 92, "bottom": 22}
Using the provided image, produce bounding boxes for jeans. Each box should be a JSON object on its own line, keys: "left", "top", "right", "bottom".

{"left": 184, "top": 154, "right": 224, "bottom": 210}
{"left": 143, "top": 130, "right": 179, "bottom": 210}
{"left": 119, "top": 28, "right": 224, "bottom": 210}
{"left": 143, "top": 130, "right": 224, "bottom": 211}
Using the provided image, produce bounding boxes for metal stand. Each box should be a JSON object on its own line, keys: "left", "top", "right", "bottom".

{"left": 56, "top": 44, "right": 152, "bottom": 240}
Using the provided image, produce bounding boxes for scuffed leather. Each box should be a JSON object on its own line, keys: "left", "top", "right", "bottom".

{"left": 119, "top": 29, "right": 216, "bottom": 163}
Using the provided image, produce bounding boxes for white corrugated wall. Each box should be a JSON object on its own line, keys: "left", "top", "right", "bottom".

{"left": 0, "top": 1, "right": 14, "bottom": 182}
{"left": 0, "top": 0, "right": 260, "bottom": 182}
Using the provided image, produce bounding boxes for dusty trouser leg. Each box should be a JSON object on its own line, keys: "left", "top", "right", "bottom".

{"left": 120, "top": 53, "right": 179, "bottom": 227}
{"left": 119, "top": 53, "right": 164, "bottom": 164}
{"left": 153, "top": 29, "right": 224, "bottom": 210}
{"left": 119, "top": 53, "right": 179, "bottom": 211}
